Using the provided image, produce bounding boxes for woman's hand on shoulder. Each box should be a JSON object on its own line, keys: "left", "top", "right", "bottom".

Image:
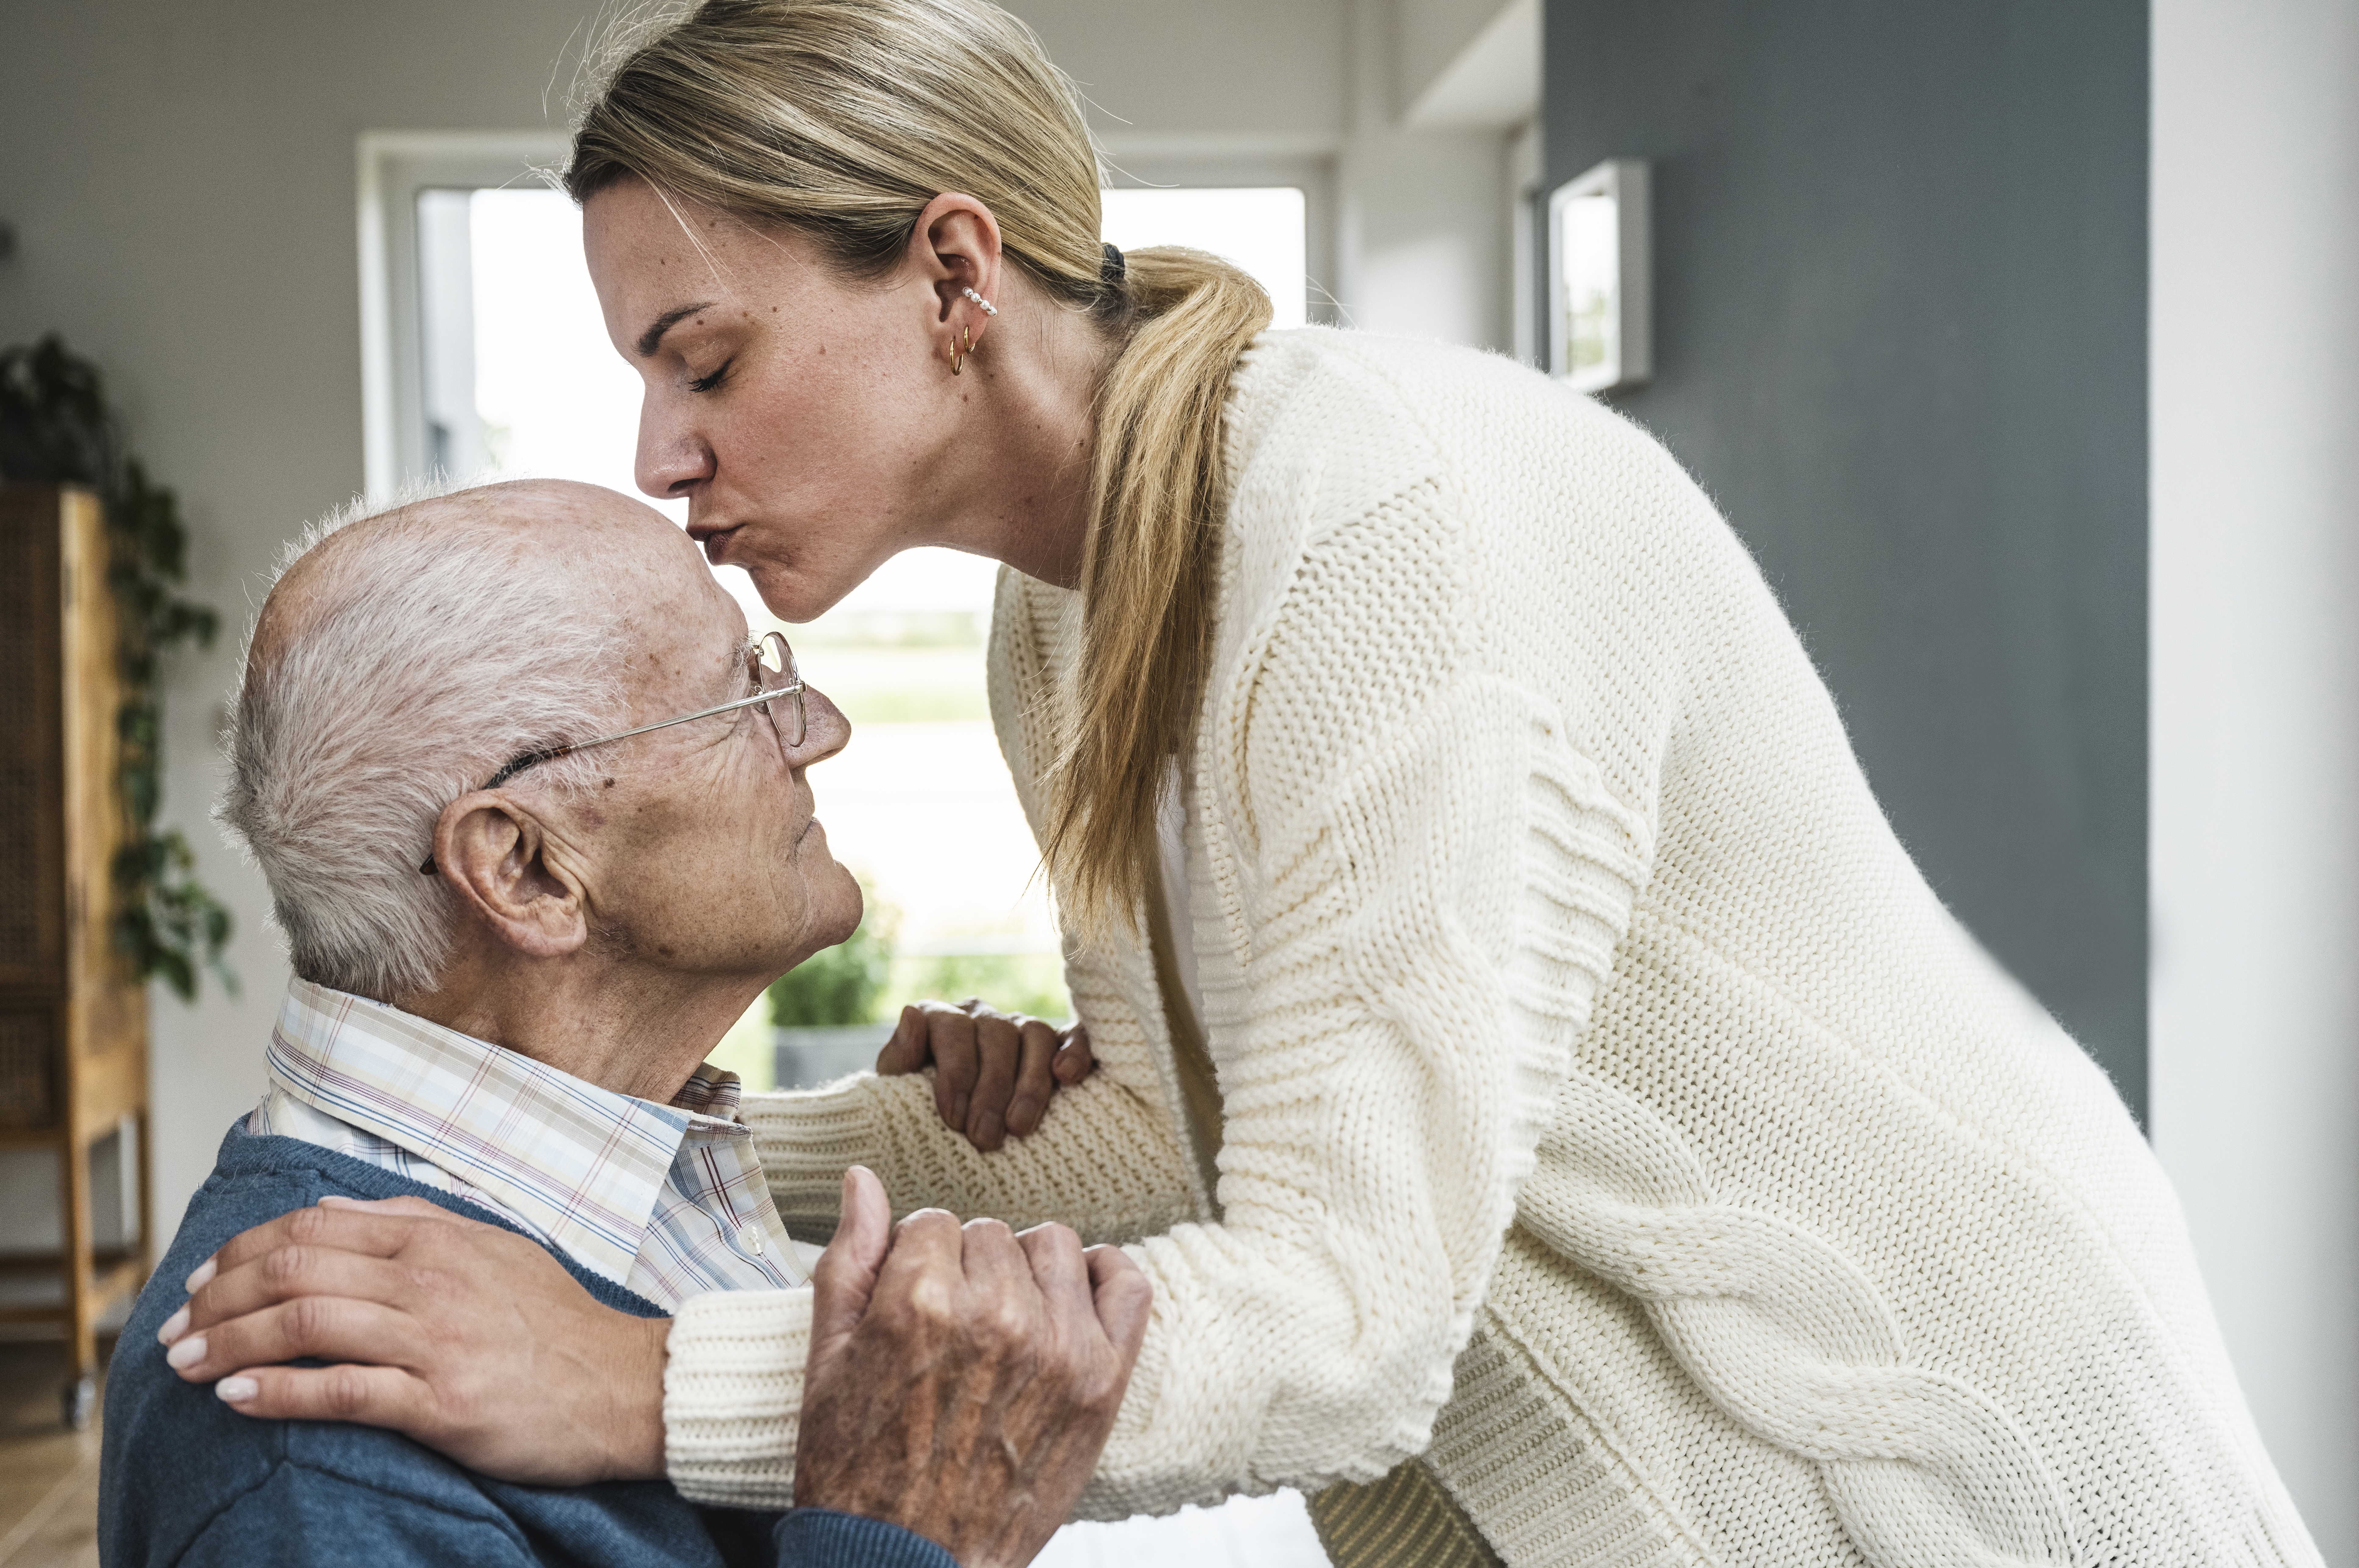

{"left": 157, "top": 1196, "right": 666, "bottom": 1486}
{"left": 875, "top": 999, "right": 1093, "bottom": 1152}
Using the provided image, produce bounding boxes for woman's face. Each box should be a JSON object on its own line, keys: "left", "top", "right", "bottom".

{"left": 583, "top": 179, "right": 959, "bottom": 621}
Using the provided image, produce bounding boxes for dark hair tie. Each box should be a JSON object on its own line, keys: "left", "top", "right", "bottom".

{"left": 1100, "top": 242, "right": 1126, "bottom": 282}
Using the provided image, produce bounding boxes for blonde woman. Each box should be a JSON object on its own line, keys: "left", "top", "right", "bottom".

{"left": 171, "top": 1, "right": 2317, "bottom": 1562}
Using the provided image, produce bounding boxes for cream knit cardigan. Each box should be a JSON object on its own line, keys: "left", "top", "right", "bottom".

{"left": 667, "top": 329, "right": 2317, "bottom": 1566}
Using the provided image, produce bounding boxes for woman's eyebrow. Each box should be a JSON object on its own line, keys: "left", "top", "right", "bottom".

{"left": 636, "top": 301, "right": 718, "bottom": 358}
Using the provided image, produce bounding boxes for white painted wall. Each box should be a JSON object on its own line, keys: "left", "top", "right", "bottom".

{"left": 0, "top": 0, "right": 1509, "bottom": 1254}
{"left": 2151, "top": 0, "right": 2359, "bottom": 1557}
{"left": 1337, "top": 0, "right": 1512, "bottom": 350}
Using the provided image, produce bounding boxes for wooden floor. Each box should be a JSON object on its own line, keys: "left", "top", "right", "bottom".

{"left": 0, "top": 1341, "right": 107, "bottom": 1568}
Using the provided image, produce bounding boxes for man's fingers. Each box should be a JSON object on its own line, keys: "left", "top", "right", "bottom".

{"left": 873, "top": 1207, "right": 966, "bottom": 1319}
{"left": 1084, "top": 1245, "right": 1154, "bottom": 1362}
{"left": 1053, "top": 1023, "right": 1096, "bottom": 1085}
{"left": 924, "top": 1008, "right": 981, "bottom": 1134}
{"left": 958, "top": 1218, "right": 1039, "bottom": 1347}
{"left": 964, "top": 1013, "right": 1023, "bottom": 1151}
{"left": 178, "top": 1245, "right": 421, "bottom": 1338}
{"left": 210, "top": 1361, "right": 440, "bottom": 1432}
{"left": 875, "top": 1006, "right": 927, "bottom": 1075}
{"left": 1005, "top": 1019, "right": 1060, "bottom": 1138}
{"left": 1016, "top": 1222, "right": 1091, "bottom": 1340}
{"left": 165, "top": 1295, "right": 431, "bottom": 1384}
{"left": 811, "top": 1167, "right": 892, "bottom": 1354}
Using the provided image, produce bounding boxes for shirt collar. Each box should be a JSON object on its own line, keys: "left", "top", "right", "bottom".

{"left": 266, "top": 978, "right": 747, "bottom": 1289}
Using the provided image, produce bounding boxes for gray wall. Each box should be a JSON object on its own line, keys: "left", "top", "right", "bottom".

{"left": 1543, "top": 0, "right": 2149, "bottom": 1118}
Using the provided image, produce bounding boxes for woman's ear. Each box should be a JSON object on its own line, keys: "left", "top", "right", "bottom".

{"left": 430, "top": 793, "right": 589, "bottom": 960}
{"left": 906, "top": 191, "right": 1003, "bottom": 348}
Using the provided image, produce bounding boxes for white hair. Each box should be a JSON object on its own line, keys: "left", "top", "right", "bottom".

{"left": 215, "top": 482, "right": 625, "bottom": 1001}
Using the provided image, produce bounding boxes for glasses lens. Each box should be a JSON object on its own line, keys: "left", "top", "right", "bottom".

{"left": 754, "top": 631, "right": 806, "bottom": 750}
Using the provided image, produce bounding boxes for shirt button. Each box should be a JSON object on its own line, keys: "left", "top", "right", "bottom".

{"left": 739, "top": 1222, "right": 764, "bottom": 1255}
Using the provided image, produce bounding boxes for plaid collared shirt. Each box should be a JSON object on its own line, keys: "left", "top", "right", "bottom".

{"left": 248, "top": 979, "right": 808, "bottom": 1309}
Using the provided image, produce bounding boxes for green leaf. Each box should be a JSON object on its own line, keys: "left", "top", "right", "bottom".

{"left": 6, "top": 333, "right": 237, "bottom": 1002}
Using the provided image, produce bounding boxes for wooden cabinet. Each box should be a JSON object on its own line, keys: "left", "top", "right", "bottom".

{"left": 0, "top": 483, "right": 153, "bottom": 1427}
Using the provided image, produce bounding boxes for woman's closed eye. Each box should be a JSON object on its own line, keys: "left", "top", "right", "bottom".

{"left": 686, "top": 357, "right": 734, "bottom": 394}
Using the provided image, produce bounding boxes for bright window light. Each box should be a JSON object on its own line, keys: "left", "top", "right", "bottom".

{"left": 1099, "top": 186, "right": 1309, "bottom": 328}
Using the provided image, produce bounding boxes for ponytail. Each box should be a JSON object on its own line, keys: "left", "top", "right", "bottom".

{"left": 1047, "top": 249, "right": 1271, "bottom": 932}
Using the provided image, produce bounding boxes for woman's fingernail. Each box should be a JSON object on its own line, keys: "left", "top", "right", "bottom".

{"left": 165, "top": 1335, "right": 208, "bottom": 1371}
{"left": 157, "top": 1307, "right": 190, "bottom": 1346}
{"left": 215, "top": 1377, "right": 258, "bottom": 1404}
{"left": 183, "top": 1257, "right": 216, "bottom": 1292}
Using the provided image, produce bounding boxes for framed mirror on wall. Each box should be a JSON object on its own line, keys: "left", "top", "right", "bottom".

{"left": 1549, "top": 158, "right": 1651, "bottom": 392}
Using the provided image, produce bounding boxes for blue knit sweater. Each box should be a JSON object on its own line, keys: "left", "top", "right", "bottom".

{"left": 100, "top": 1124, "right": 956, "bottom": 1568}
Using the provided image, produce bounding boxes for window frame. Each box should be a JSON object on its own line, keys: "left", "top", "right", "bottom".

{"left": 357, "top": 131, "right": 569, "bottom": 502}
{"left": 1097, "top": 134, "right": 1340, "bottom": 328}
{"left": 358, "top": 131, "right": 1338, "bottom": 500}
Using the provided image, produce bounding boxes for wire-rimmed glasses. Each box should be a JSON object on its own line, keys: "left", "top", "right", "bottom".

{"left": 418, "top": 631, "right": 805, "bottom": 874}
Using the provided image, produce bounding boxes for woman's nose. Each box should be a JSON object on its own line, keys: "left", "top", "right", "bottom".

{"left": 636, "top": 392, "right": 715, "bottom": 500}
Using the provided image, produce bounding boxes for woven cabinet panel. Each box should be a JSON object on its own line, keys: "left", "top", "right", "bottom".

{"left": 0, "top": 522, "right": 45, "bottom": 964}
{"left": 0, "top": 1008, "right": 57, "bottom": 1130}
{"left": 0, "top": 487, "right": 65, "bottom": 982}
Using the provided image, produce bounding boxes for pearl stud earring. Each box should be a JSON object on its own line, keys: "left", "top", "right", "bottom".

{"left": 961, "top": 286, "right": 998, "bottom": 316}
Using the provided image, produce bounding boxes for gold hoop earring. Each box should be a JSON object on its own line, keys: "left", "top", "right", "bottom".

{"left": 950, "top": 326, "right": 974, "bottom": 376}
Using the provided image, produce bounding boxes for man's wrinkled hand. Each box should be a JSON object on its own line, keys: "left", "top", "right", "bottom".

{"left": 156, "top": 1195, "right": 667, "bottom": 1486}
{"left": 797, "top": 1167, "right": 1151, "bottom": 1568}
{"left": 876, "top": 998, "right": 1095, "bottom": 1150}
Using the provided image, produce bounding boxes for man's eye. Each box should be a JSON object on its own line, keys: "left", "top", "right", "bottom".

{"left": 687, "top": 358, "right": 734, "bottom": 394}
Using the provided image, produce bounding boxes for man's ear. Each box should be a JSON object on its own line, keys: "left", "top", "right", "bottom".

{"left": 429, "top": 792, "right": 588, "bottom": 959}
{"left": 905, "top": 191, "right": 1003, "bottom": 346}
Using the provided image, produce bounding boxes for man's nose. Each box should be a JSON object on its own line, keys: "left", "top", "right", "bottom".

{"left": 788, "top": 684, "right": 851, "bottom": 769}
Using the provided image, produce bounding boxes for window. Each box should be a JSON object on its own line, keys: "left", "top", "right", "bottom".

{"left": 363, "top": 140, "right": 1323, "bottom": 1095}
{"left": 1101, "top": 186, "right": 1309, "bottom": 327}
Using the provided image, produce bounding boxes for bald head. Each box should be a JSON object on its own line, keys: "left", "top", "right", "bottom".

{"left": 218, "top": 479, "right": 737, "bottom": 1000}
{"left": 249, "top": 479, "right": 702, "bottom": 672}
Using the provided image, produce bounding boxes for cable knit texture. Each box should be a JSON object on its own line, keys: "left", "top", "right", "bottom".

{"left": 668, "top": 329, "right": 2318, "bottom": 1566}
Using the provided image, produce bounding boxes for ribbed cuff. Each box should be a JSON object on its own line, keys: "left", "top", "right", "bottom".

{"left": 773, "top": 1509, "right": 959, "bottom": 1568}
{"left": 742, "top": 1080, "right": 889, "bottom": 1229}
{"left": 664, "top": 1287, "right": 811, "bottom": 1508}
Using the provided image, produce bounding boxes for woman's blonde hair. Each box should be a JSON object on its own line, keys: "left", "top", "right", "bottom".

{"left": 568, "top": 0, "right": 1272, "bottom": 933}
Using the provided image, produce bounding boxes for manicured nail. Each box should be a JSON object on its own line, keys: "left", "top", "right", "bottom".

{"left": 183, "top": 1257, "right": 215, "bottom": 1292}
{"left": 215, "top": 1377, "right": 258, "bottom": 1404}
{"left": 157, "top": 1307, "right": 189, "bottom": 1346}
{"left": 165, "top": 1335, "right": 208, "bottom": 1371}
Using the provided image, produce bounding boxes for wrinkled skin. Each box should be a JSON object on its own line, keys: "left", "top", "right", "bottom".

{"left": 797, "top": 1170, "right": 1151, "bottom": 1566}
{"left": 880, "top": 998, "right": 1096, "bottom": 1150}
{"left": 162, "top": 1169, "right": 1152, "bottom": 1568}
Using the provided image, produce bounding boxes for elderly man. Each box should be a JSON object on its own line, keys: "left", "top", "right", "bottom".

{"left": 99, "top": 480, "right": 1145, "bottom": 1568}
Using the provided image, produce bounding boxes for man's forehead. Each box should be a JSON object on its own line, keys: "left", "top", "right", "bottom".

{"left": 618, "top": 584, "right": 750, "bottom": 695}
